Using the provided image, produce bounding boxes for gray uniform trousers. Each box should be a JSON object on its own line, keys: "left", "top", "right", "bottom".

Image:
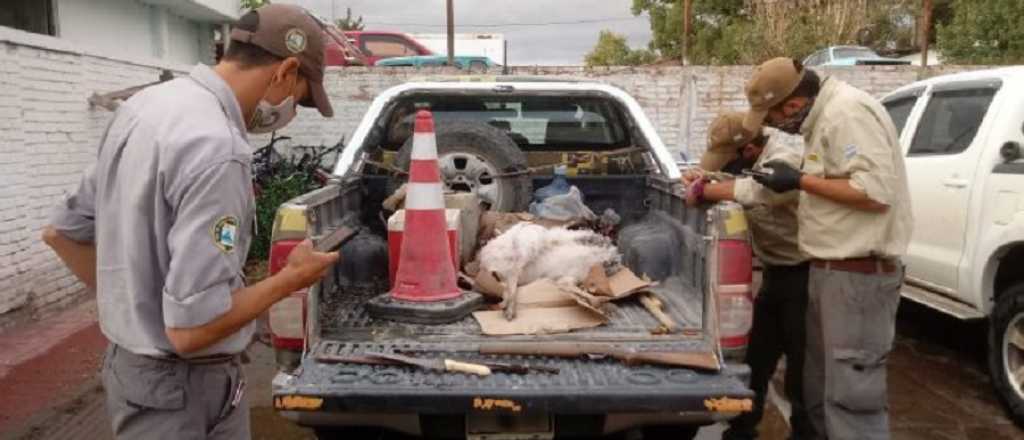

{"left": 803, "top": 264, "right": 902, "bottom": 440}
{"left": 101, "top": 344, "right": 250, "bottom": 440}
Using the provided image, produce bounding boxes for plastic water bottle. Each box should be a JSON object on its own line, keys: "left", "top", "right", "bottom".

{"left": 533, "top": 165, "right": 571, "bottom": 204}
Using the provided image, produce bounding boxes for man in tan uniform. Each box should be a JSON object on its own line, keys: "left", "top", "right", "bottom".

{"left": 684, "top": 112, "right": 812, "bottom": 439}
{"left": 742, "top": 57, "right": 913, "bottom": 440}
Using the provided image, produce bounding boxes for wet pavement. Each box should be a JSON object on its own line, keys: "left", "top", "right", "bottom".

{"left": 2, "top": 299, "right": 1023, "bottom": 439}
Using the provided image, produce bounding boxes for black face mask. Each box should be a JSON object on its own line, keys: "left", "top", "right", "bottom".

{"left": 722, "top": 156, "right": 756, "bottom": 175}
{"left": 770, "top": 99, "right": 814, "bottom": 134}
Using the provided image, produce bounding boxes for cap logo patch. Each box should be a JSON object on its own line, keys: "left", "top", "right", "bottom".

{"left": 285, "top": 28, "right": 307, "bottom": 54}
{"left": 764, "top": 91, "right": 775, "bottom": 101}
{"left": 212, "top": 216, "right": 240, "bottom": 253}
{"left": 733, "top": 134, "right": 744, "bottom": 142}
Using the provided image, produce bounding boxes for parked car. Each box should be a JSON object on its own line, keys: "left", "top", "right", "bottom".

{"left": 268, "top": 77, "right": 756, "bottom": 439}
{"left": 880, "top": 66, "right": 1024, "bottom": 423}
{"left": 376, "top": 55, "right": 499, "bottom": 71}
{"left": 324, "top": 31, "right": 434, "bottom": 66}
{"left": 803, "top": 45, "right": 911, "bottom": 66}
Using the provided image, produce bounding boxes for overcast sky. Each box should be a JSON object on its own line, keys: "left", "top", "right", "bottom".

{"left": 276, "top": 0, "right": 653, "bottom": 65}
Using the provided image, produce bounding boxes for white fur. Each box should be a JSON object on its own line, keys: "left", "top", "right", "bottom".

{"left": 479, "top": 223, "right": 619, "bottom": 287}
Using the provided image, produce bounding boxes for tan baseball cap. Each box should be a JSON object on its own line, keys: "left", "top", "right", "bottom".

{"left": 231, "top": 4, "right": 333, "bottom": 117}
{"left": 700, "top": 112, "right": 756, "bottom": 171}
{"left": 742, "top": 57, "right": 804, "bottom": 133}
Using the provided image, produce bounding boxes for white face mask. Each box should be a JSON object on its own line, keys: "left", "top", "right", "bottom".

{"left": 249, "top": 94, "right": 297, "bottom": 134}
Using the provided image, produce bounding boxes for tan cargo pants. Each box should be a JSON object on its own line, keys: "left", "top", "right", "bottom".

{"left": 101, "top": 344, "right": 250, "bottom": 440}
{"left": 804, "top": 263, "right": 902, "bottom": 440}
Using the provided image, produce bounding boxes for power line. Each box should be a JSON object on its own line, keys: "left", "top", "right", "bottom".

{"left": 361, "top": 17, "right": 641, "bottom": 28}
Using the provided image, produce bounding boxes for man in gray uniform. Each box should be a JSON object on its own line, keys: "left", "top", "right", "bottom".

{"left": 743, "top": 58, "right": 913, "bottom": 440}
{"left": 41, "top": 4, "right": 338, "bottom": 439}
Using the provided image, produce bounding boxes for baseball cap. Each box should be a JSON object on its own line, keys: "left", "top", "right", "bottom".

{"left": 230, "top": 4, "right": 333, "bottom": 117}
{"left": 742, "top": 57, "right": 804, "bottom": 133}
{"left": 700, "top": 112, "right": 757, "bottom": 171}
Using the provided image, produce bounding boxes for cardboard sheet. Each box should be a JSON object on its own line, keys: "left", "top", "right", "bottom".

{"left": 473, "top": 306, "right": 608, "bottom": 336}
{"left": 584, "top": 265, "right": 653, "bottom": 299}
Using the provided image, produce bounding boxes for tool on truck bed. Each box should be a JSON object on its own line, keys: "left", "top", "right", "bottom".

{"left": 479, "top": 342, "right": 721, "bottom": 372}
{"left": 313, "top": 352, "right": 560, "bottom": 375}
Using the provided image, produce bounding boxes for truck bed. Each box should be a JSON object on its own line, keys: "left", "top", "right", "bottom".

{"left": 318, "top": 274, "right": 703, "bottom": 344}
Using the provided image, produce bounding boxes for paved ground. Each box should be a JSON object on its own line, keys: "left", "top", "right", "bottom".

{"left": 1, "top": 298, "right": 1022, "bottom": 440}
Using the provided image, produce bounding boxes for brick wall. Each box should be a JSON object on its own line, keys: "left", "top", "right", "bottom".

{"left": 267, "top": 64, "right": 950, "bottom": 159}
{"left": 0, "top": 27, "right": 188, "bottom": 329}
{"left": 0, "top": 23, "right": 986, "bottom": 329}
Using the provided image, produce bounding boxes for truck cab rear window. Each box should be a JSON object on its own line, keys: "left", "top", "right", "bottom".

{"left": 384, "top": 95, "right": 630, "bottom": 151}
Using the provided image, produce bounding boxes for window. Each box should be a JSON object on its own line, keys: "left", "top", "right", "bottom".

{"left": 882, "top": 96, "right": 918, "bottom": 136}
{"left": 385, "top": 95, "right": 630, "bottom": 151}
{"left": 361, "top": 35, "right": 419, "bottom": 58}
{"left": 833, "top": 47, "right": 878, "bottom": 60}
{"left": 908, "top": 88, "right": 996, "bottom": 156}
{"left": 0, "top": 0, "right": 57, "bottom": 36}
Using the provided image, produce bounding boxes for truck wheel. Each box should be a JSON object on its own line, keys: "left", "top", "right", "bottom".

{"left": 313, "top": 427, "right": 383, "bottom": 439}
{"left": 641, "top": 425, "right": 699, "bottom": 439}
{"left": 989, "top": 282, "right": 1024, "bottom": 426}
{"left": 391, "top": 120, "right": 532, "bottom": 212}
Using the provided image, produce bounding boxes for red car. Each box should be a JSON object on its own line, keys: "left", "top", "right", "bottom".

{"left": 325, "top": 31, "right": 434, "bottom": 66}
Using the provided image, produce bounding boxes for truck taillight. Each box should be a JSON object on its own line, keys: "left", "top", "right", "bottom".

{"left": 268, "top": 239, "right": 305, "bottom": 369}
{"left": 718, "top": 239, "right": 753, "bottom": 349}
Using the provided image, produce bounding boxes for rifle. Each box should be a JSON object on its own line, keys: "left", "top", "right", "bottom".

{"left": 479, "top": 342, "right": 720, "bottom": 372}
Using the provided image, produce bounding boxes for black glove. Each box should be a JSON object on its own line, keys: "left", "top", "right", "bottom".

{"left": 753, "top": 160, "right": 803, "bottom": 193}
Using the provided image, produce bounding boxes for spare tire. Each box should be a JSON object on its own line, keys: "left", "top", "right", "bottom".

{"left": 391, "top": 120, "right": 532, "bottom": 212}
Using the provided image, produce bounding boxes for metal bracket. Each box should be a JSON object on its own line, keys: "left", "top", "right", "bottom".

{"left": 88, "top": 69, "right": 175, "bottom": 111}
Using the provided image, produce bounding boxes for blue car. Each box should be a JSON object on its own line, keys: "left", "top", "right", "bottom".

{"left": 375, "top": 55, "right": 499, "bottom": 71}
{"left": 803, "top": 46, "right": 911, "bottom": 67}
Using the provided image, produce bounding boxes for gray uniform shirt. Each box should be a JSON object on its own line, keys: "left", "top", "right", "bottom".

{"left": 50, "top": 64, "right": 257, "bottom": 358}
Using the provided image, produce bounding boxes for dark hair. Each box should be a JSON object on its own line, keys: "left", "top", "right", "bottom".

{"left": 751, "top": 133, "right": 768, "bottom": 148}
{"left": 221, "top": 11, "right": 283, "bottom": 68}
{"left": 789, "top": 60, "right": 821, "bottom": 99}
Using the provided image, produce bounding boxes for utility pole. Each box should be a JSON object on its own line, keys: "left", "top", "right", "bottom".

{"left": 446, "top": 0, "right": 455, "bottom": 66}
{"left": 920, "top": 0, "right": 933, "bottom": 67}
{"left": 681, "top": 0, "right": 692, "bottom": 65}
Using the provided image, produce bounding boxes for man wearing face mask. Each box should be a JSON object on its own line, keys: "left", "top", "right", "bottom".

{"left": 41, "top": 5, "right": 338, "bottom": 439}
{"left": 683, "top": 112, "right": 812, "bottom": 440}
{"left": 741, "top": 57, "right": 913, "bottom": 440}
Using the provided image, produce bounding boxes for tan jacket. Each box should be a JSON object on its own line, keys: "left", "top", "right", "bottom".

{"left": 733, "top": 137, "right": 805, "bottom": 266}
{"left": 797, "top": 77, "right": 914, "bottom": 259}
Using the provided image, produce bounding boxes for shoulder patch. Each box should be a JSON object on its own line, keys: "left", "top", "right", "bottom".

{"left": 843, "top": 144, "right": 858, "bottom": 160}
{"left": 212, "top": 216, "right": 240, "bottom": 253}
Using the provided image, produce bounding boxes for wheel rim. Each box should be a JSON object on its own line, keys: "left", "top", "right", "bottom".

{"left": 437, "top": 151, "right": 502, "bottom": 208}
{"left": 1002, "top": 312, "right": 1024, "bottom": 400}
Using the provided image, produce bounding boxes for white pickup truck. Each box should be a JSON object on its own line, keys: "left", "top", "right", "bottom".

{"left": 881, "top": 66, "right": 1024, "bottom": 423}
{"left": 267, "top": 77, "right": 757, "bottom": 439}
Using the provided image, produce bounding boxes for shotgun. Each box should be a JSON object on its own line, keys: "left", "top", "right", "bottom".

{"left": 479, "top": 342, "right": 721, "bottom": 372}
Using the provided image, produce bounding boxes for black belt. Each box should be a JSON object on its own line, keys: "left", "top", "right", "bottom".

{"left": 144, "top": 352, "right": 241, "bottom": 365}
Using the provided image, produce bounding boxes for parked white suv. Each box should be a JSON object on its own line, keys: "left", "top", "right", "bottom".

{"left": 881, "top": 67, "right": 1024, "bottom": 423}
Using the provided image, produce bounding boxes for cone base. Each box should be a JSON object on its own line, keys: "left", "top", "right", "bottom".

{"left": 366, "top": 291, "right": 484, "bottom": 324}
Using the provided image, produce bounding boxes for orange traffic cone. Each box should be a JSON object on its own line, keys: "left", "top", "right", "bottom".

{"left": 367, "top": 110, "right": 482, "bottom": 323}
{"left": 390, "top": 110, "right": 461, "bottom": 301}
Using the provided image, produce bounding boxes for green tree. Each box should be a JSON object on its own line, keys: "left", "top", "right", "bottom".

{"left": 240, "top": 0, "right": 270, "bottom": 10}
{"left": 335, "top": 7, "right": 364, "bottom": 31}
{"left": 585, "top": 30, "right": 657, "bottom": 66}
{"left": 937, "top": 0, "right": 1024, "bottom": 64}
{"left": 631, "top": 0, "right": 933, "bottom": 65}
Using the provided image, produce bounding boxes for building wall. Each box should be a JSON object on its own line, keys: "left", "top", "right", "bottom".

{"left": 56, "top": 0, "right": 211, "bottom": 66}
{"left": 0, "top": 26, "right": 189, "bottom": 329}
{"left": 165, "top": 10, "right": 202, "bottom": 65}
{"left": 0, "top": 24, "right": 988, "bottom": 329}
{"left": 57, "top": 0, "right": 156, "bottom": 61}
